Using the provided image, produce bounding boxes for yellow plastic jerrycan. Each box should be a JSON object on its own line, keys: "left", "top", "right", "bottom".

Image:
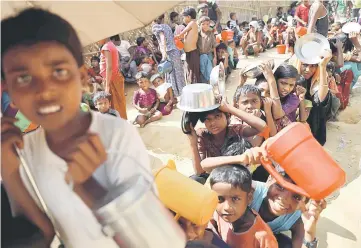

{"left": 153, "top": 160, "right": 218, "bottom": 226}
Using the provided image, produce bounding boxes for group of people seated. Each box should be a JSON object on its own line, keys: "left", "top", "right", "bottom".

{"left": 2, "top": 1, "right": 359, "bottom": 247}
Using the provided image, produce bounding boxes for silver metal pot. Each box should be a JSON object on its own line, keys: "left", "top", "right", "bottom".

{"left": 210, "top": 62, "right": 226, "bottom": 97}
{"left": 93, "top": 174, "right": 186, "bottom": 248}
{"left": 177, "top": 84, "right": 220, "bottom": 112}
{"left": 242, "top": 59, "right": 275, "bottom": 78}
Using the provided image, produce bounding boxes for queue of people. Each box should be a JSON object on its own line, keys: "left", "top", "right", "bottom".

{"left": 1, "top": 1, "right": 359, "bottom": 248}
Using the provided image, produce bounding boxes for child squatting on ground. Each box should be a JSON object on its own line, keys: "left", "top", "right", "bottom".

{"left": 1, "top": 8, "right": 152, "bottom": 247}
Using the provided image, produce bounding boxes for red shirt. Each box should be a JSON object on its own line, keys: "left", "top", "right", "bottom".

{"left": 295, "top": 4, "right": 310, "bottom": 27}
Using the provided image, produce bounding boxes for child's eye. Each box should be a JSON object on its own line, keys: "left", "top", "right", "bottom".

{"left": 53, "top": 68, "right": 69, "bottom": 80}
{"left": 232, "top": 196, "right": 240, "bottom": 202}
{"left": 293, "top": 194, "right": 302, "bottom": 202}
{"left": 16, "top": 74, "right": 32, "bottom": 86}
{"left": 218, "top": 196, "right": 225, "bottom": 203}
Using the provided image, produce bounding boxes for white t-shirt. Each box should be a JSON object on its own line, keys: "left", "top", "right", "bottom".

{"left": 19, "top": 111, "right": 152, "bottom": 248}
{"left": 116, "top": 40, "right": 131, "bottom": 58}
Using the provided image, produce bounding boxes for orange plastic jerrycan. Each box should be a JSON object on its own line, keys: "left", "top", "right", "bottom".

{"left": 221, "top": 30, "right": 234, "bottom": 41}
{"left": 174, "top": 37, "right": 184, "bottom": 50}
{"left": 296, "top": 26, "right": 307, "bottom": 37}
{"left": 261, "top": 123, "right": 346, "bottom": 200}
{"left": 153, "top": 160, "right": 218, "bottom": 226}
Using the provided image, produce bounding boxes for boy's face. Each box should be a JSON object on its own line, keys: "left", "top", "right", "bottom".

{"left": 2, "top": 41, "right": 86, "bottom": 131}
{"left": 257, "top": 81, "right": 270, "bottom": 98}
{"left": 216, "top": 49, "right": 227, "bottom": 59}
{"left": 183, "top": 15, "right": 191, "bottom": 24}
{"left": 91, "top": 60, "right": 99, "bottom": 68}
{"left": 152, "top": 77, "right": 164, "bottom": 88}
{"left": 137, "top": 78, "right": 150, "bottom": 90}
{"left": 237, "top": 92, "right": 262, "bottom": 113}
{"left": 204, "top": 111, "right": 228, "bottom": 135}
{"left": 201, "top": 21, "right": 210, "bottom": 32}
{"left": 95, "top": 98, "right": 111, "bottom": 113}
{"left": 212, "top": 183, "right": 252, "bottom": 223}
{"left": 266, "top": 177, "right": 307, "bottom": 216}
{"left": 277, "top": 78, "right": 296, "bottom": 98}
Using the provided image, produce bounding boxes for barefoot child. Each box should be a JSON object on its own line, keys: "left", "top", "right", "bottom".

{"left": 150, "top": 73, "right": 175, "bottom": 116}
{"left": 209, "top": 165, "right": 278, "bottom": 248}
{"left": 93, "top": 91, "right": 120, "bottom": 117}
{"left": 133, "top": 72, "right": 162, "bottom": 127}
{"left": 1, "top": 9, "right": 152, "bottom": 247}
{"left": 176, "top": 7, "right": 201, "bottom": 83}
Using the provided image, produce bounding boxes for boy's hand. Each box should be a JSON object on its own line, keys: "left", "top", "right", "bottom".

{"left": 300, "top": 199, "right": 327, "bottom": 241}
{"left": 63, "top": 133, "right": 107, "bottom": 185}
{"left": 295, "top": 85, "right": 307, "bottom": 101}
{"left": 1, "top": 116, "right": 23, "bottom": 176}
{"left": 239, "top": 68, "right": 248, "bottom": 86}
{"left": 218, "top": 98, "right": 231, "bottom": 113}
{"left": 262, "top": 97, "right": 273, "bottom": 113}
{"left": 164, "top": 105, "right": 172, "bottom": 113}
{"left": 239, "top": 147, "right": 268, "bottom": 165}
{"left": 259, "top": 62, "right": 275, "bottom": 84}
{"left": 187, "top": 123, "right": 198, "bottom": 145}
{"left": 150, "top": 108, "right": 156, "bottom": 114}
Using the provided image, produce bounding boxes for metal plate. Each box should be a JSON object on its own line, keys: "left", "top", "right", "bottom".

{"left": 209, "top": 62, "right": 226, "bottom": 96}
{"left": 294, "top": 33, "right": 330, "bottom": 65}
{"left": 342, "top": 22, "right": 361, "bottom": 34}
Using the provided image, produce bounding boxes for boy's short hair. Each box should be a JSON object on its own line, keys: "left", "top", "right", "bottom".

{"left": 254, "top": 75, "right": 267, "bottom": 86}
{"left": 199, "top": 108, "right": 224, "bottom": 123}
{"left": 216, "top": 42, "right": 228, "bottom": 51}
{"left": 210, "top": 165, "right": 252, "bottom": 193}
{"left": 198, "top": 16, "right": 210, "bottom": 24}
{"left": 93, "top": 91, "right": 111, "bottom": 104}
{"left": 233, "top": 84, "right": 262, "bottom": 104}
{"left": 230, "top": 12, "right": 236, "bottom": 19}
{"left": 183, "top": 7, "right": 197, "bottom": 19}
{"left": 135, "top": 71, "right": 149, "bottom": 80}
{"left": 91, "top": 56, "right": 100, "bottom": 63}
{"left": 109, "top": 34, "right": 120, "bottom": 41}
{"left": 1, "top": 8, "right": 83, "bottom": 79}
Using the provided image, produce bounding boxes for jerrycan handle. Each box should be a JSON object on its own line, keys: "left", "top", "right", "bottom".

{"left": 260, "top": 157, "right": 310, "bottom": 198}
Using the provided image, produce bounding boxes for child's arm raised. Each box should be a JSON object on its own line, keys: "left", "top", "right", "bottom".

{"left": 201, "top": 147, "right": 267, "bottom": 172}
{"left": 188, "top": 125, "right": 204, "bottom": 175}
{"left": 318, "top": 50, "right": 332, "bottom": 103}
{"left": 219, "top": 100, "right": 267, "bottom": 138}
{"left": 262, "top": 98, "right": 278, "bottom": 137}
{"left": 175, "top": 21, "right": 194, "bottom": 39}
{"left": 259, "top": 63, "right": 285, "bottom": 120}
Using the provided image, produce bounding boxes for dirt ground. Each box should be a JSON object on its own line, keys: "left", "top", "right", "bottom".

{"left": 123, "top": 48, "right": 361, "bottom": 248}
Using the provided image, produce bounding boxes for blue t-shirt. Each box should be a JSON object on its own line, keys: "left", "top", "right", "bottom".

{"left": 250, "top": 181, "right": 302, "bottom": 234}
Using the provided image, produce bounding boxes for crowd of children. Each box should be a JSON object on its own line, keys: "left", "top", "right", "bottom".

{"left": 1, "top": 1, "right": 360, "bottom": 248}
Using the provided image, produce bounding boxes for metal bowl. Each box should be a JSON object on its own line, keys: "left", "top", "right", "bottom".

{"left": 209, "top": 62, "right": 226, "bottom": 96}
{"left": 177, "top": 84, "right": 220, "bottom": 112}
{"left": 242, "top": 59, "right": 275, "bottom": 78}
{"left": 295, "top": 33, "right": 330, "bottom": 65}
{"left": 342, "top": 22, "right": 361, "bottom": 34}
